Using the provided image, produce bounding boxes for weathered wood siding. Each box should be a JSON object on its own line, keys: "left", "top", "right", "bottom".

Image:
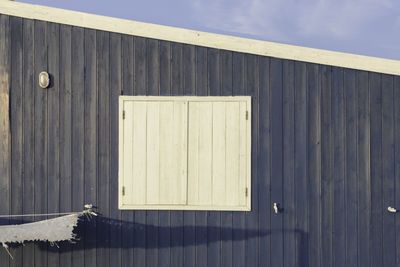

{"left": 1, "top": 14, "right": 400, "bottom": 267}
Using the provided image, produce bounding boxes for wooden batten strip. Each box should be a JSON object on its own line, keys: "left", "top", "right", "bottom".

{"left": 0, "top": 1, "right": 399, "bottom": 76}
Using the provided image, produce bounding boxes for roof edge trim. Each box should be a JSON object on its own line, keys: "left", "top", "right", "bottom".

{"left": 1, "top": 1, "right": 399, "bottom": 75}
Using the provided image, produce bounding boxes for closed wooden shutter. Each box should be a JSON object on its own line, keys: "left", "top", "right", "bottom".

{"left": 120, "top": 100, "right": 187, "bottom": 207}
{"left": 119, "top": 96, "right": 251, "bottom": 210}
{"left": 187, "top": 101, "right": 249, "bottom": 208}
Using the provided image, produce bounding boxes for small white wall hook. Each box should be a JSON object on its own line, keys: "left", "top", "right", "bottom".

{"left": 388, "top": 206, "right": 397, "bottom": 213}
{"left": 273, "top": 203, "right": 279, "bottom": 214}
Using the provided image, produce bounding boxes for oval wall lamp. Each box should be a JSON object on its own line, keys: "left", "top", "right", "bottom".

{"left": 39, "top": 71, "right": 50, "bottom": 89}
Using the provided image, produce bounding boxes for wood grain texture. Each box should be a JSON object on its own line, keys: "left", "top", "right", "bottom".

{"left": 33, "top": 20, "right": 48, "bottom": 267}
{"left": 71, "top": 26, "right": 85, "bottom": 267}
{"left": 321, "top": 65, "right": 333, "bottom": 267}
{"left": 84, "top": 28, "right": 97, "bottom": 267}
{"left": 47, "top": 21, "right": 60, "bottom": 267}
{"left": 270, "top": 57, "right": 283, "bottom": 267}
{"left": 10, "top": 16, "right": 23, "bottom": 267}
{"left": 357, "top": 71, "right": 371, "bottom": 267}
{"left": 21, "top": 17, "right": 35, "bottom": 267}
{"left": 0, "top": 14, "right": 10, "bottom": 267}
{"left": 307, "top": 63, "right": 321, "bottom": 267}
{"left": 97, "top": 30, "right": 111, "bottom": 267}
{"left": 282, "top": 60, "right": 294, "bottom": 267}
{"left": 59, "top": 23, "right": 72, "bottom": 267}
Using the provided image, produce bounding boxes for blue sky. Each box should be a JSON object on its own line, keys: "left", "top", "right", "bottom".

{"left": 19, "top": 0, "right": 400, "bottom": 60}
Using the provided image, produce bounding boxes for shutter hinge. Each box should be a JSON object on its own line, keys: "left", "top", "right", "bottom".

{"left": 246, "top": 111, "right": 249, "bottom": 120}
{"left": 122, "top": 186, "right": 125, "bottom": 196}
{"left": 245, "top": 187, "right": 248, "bottom": 197}
{"left": 122, "top": 110, "right": 126, "bottom": 120}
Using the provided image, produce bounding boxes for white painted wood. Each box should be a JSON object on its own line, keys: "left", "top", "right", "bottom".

{"left": 172, "top": 101, "right": 187, "bottom": 204}
{"left": 197, "top": 103, "right": 213, "bottom": 205}
{"left": 131, "top": 102, "right": 147, "bottom": 204}
{"left": 244, "top": 100, "right": 251, "bottom": 208}
{"left": 212, "top": 102, "right": 226, "bottom": 205}
{"left": 119, "top": 204, "right": 251, "bottom": 211}
{"left": 159, "top": 101, "right": 173, "bottom": 204}
{"left": 122, "top": 101, "right": 134, "bottom": 205}
{"left": 188, "top": 102, "right": 199, "bottom": 204}
{"left": 119, "top": 96, "right": 251, "bottom": 210}
{"left": 239, "top": 101, "right": 248, "bottom": 207}
{"left": 225, "top": 102, "right": 240, "bottom": 205}
{"left": 118, "top": 99, "right": 124, "bottom": 207}
{"left": 158, "top": 101, "right": 187, "bottom": 205}
{"left": 1, "top": 1, "right": 399, "bottom": 75}
{"left": 146, "top": 102, "right": 160, "bottom": 204}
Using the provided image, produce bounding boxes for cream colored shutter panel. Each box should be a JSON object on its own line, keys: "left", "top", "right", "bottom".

{"left": 121, "top": 100, "right": 187, "bottom": 207}
{"left": 188, "top": 100, "right": 249, "bottom": 208}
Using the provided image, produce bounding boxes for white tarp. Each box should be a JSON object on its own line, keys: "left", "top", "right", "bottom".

{"left": 0, "top": 214, "right": 80, "bottom": 245}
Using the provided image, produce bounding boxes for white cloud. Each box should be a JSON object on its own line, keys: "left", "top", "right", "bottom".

{"left": 190, "top": 0, "right": 398, "bottom": 47}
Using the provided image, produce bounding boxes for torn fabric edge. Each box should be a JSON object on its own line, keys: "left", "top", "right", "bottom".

{"left": 0, "top": 205, "right": 97, "bottom": 248}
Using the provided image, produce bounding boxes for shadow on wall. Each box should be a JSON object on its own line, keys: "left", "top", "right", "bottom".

{"left": 1, "top": 216, "right": 309, "bottom": 266}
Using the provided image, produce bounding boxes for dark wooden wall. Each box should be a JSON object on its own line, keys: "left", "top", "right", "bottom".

{"left": 1, "top": 14, "right": 400, "bottom": 267}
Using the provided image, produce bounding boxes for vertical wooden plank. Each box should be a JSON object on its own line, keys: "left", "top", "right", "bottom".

{"left": 47, "top": 21, "right": 60, "bottom": 267}
{"left": 158, "top": 40, "right": 171, "bottom": 267}
{"left": 321, "top": 65, "right": 333, "bottom": 267}
{"left": 146, "top": 38, "right": 159, "bottom": 267}
{"left": 232, "top": 52, "right": 245, "bottom": 267}
{"left": 395, "top": 76, "right": 400, "bottom": 267}
{"left": 121, "top": 34, "right": 134, "bottom": 267}
{"left": 207, "top": 47, "right": 221, "bottom": 267}
{"left": 71, "top": 26, "right": 85, "bottom": 267}
{"left": 212, "top": 102, "right": 227, "bottom": 205}
{"left": 21, "top": 17, "right": 35, "bottom": 267}
{"left": 173, "top": 101, "right": 188, "bottom": 205}
{"left": 307, "top": 63, "right": 321, "bottom": 267}
{"left": 294, "top": 62, "right": 308, "bottom": 267}
{"left": 10, "top": 16, "right": 23, "bottom": 267}
{"left": 332, "top": 67, "right": 346, "bottom": 267}
{"left": 220, "top": 49, "right": 233, "bottom": 267}
{"left": 122, "top": 101, "right": 134, "bottom": 206}
{"left": 131, "top": 102, "right": 147, "bottom": 204}
{"left": 238, "top": 101, "right": 248, "bottom": 208}
{"left": 182, "top": 44, "right": 196, "bottom": 267}
{"left": 109, "top": 32, "right": 122, "bottom": 267}
{"left": 382, "top": 74, "right": 395, "bottom": 267}
{"left": 245, "top": 54, "right": 259, "bottom": 267}
{"left": 59, "top": 24, "right": 72, "bottom": 267}
{"left": 133, "top": 36, "right": 146, "bottom": 267}
{"left": 188, "top": 102, "right": 200, "bottom": 204}
{"left": 344, "top": 69, "right": 358, "bottom": 267}
{"left": 146, "top": 102, "right": 160, "bottom": 203}
{"left": 0, "top": 17, "right": 10, "bottom": 247}
{"left": 97, "top": 30, "right": 110, "bottom": 267}
{"left": 357, "top": 71, "right": 370, "bottom": 267}
{"left": 170, "top": 41, "right": 184, "bottom": 267}
{"left": 225, "top": 102, "right": 240, "bottom": 206}
{"left": 270, "top": 58, "right": 283, "bottom": 267}
{"left": 282, "top": 60, "right": 295, "bottom": 267}
{"left": 369, "top": 72, "right": 383, "bottom": 267}
{"left": 197, "top": 103, "right": 212, "bottom": 205}
{"left": 34, "top": 20, "right": 48, "bottom": 267}
{"left": 84, "top": 28, "right": 97, "bottom": 267}
{"left": 258, "top": 56, "right": 271, "bottom": 267}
